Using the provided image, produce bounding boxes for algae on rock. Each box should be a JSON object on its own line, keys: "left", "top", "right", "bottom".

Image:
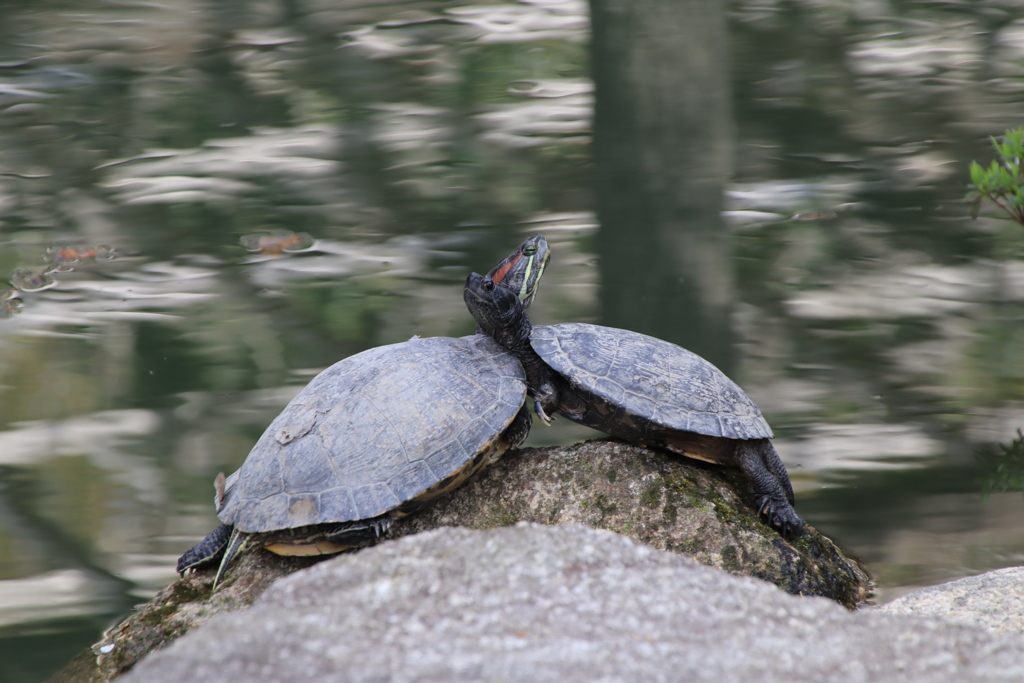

{"left": 68, "top": 439, "right": 870, "bottom": 682}
{"left": 392, "top": 440, "right": 871, "bottom": 609}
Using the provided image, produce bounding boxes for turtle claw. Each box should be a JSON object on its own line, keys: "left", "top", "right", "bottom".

{"left": 755, "top": 495, "right": 805, "bottom": 538}
{"left": 535, "top": 400, "right": 553, "bottom": 426}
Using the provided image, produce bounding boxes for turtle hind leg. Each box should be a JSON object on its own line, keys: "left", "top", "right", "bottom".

{"left": 759, "top": 439, "right": 796, "bottom": 505}
{"left": 735, "top": 439, "right": 805, "bottom": 537}
{"left": 177, "top": 523, "right": 233, "bottom": 576}
{"left": 504, "top": 406, "right": 533, "bottom": 450}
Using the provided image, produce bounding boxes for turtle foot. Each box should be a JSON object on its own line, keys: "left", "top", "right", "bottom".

{"left": 736, "top": 439, "right": 804, "bottom": 538}
{"left": 176, "top": 523, "right": 233, "bottom": 576}
{"left": 756, "top": 496, "right": 806, "bottom": 538}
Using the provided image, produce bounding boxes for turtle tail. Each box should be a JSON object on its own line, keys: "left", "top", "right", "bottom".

{"left": 212, "top": 527, "right": 251, "bottom": 591}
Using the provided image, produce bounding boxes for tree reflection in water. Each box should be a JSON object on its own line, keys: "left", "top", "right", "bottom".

{"left": 0, "top": 0, "right": 1023, "bottom": 680}
{"left": 591, "top": 0, "right": 736, "bottom": 372}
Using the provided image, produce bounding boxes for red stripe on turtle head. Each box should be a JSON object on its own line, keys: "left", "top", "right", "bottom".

{"left": 490, "top": 252, "right": 522, "bottom": 286}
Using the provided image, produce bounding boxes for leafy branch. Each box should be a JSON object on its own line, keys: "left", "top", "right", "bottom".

{"left": 977, "top": 429, "right": 1024, "bottom": 500}
{"left": 968, "top": 126, "right": 1024, "bottom": 226}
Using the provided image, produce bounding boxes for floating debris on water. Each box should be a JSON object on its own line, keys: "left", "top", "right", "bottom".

{"left": 0, "top": 243, "right": 120, "bottom": 317}
{"left": 789, "top": 209, "right": 837, "bottom": 222}
{"left": 0, "top": 293, "right": 24, "bottom": 319}
{"left": 239, "top": 231, "right": 315, "bottom": 255}
{"left": 9, "top": 268, "right": 56, "bottom": 292}
{"left": 92, "top": 244, "right": 116, "bottom": 260}
{"left": 47, "top": 247, "right": 84, "bottom": 266}
{"left": 44, "top": 244, "right": 117, "bottom": 267}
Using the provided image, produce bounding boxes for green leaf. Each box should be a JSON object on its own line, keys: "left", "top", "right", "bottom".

{"left": 966, "top": 125, "right": 1024, "bottom": 226}
{"left": 970, "top": 160, "right": 985, "bottom": 187}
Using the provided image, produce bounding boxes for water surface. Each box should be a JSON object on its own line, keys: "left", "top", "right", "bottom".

{"left": 1, "top": 1, "right": 1023, "bottom": 680}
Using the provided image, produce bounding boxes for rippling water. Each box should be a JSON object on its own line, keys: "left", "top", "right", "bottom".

{"left": 1, "top": 1, "right": 1023, "bottom": 680}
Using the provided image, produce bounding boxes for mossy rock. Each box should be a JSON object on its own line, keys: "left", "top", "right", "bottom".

{"left": 56, "top": 439, "right": 870, "bottom": 682}
{"left": 82, "top": 552, "right": 320, "bottom": 681}
{"left": 393, "top": 439, "right": 871, "bottom": 608}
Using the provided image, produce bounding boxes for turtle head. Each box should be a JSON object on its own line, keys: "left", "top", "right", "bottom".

{"left": 464, "top": 272, "right": 531, "bottom": 347}
{"left": 486, "top": 234, "right": 549, "bottom": 310}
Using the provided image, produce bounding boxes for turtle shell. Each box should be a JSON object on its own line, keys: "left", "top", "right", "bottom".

{"left": 531, "top": 323, "right": 772, "bottom": 441}
{"left": 219, "top": 334, "right": 527, "bottom": 534}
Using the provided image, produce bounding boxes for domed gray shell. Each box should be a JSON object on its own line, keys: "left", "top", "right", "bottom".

{"left": 531, "top": 323, "right": 772, "bottom": 440}
{"left": 219, "top": 335, "right": 527, "bottom": 534}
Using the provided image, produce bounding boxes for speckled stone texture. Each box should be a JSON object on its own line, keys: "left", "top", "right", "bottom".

{"left": 391, "top": 440, "right": 870, "bottom": 608}
{"left": 92, "top": 550, "right": 321, "bottom": 679}
{"left": 880, "top": 566, "right": 1024, "bottom": 634}
{"left": 74, "top": 439, "right": 870, "bottom": 682}
{"left": 120, "top": 524, "right": 1024, "bottom": 683}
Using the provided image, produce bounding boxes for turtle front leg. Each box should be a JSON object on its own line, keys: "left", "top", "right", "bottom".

{"left": 735, "top": 439, "right": 805, "bottom": 537}
{"left": 176, "top": 523, "right": 233, "bottom": 576}
{"left": 531, "top": 368, "right": 589, "bottom": 427}
{"left": 519, "top": 352, "right": 560, "bottom": 426}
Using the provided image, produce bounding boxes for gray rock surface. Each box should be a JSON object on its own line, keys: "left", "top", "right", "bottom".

{"left": 120, "top": 524, "right": 1024, "bottom": 683}
{"left": 91, "top": 550, "right": 320, "bottom": 679}
{"left": 391, "top": 440, "right": 870, "bottom": 608}
{"left": 50, "top": 437, "right": 871, "bottom": 683}
{"left": 72, "top": 439, "right": 869, "bottom": 682}
{"left": 880, "top": 566, "right": 1024, "bottom": 634}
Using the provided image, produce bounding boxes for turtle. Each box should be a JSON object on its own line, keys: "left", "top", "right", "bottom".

{"left": 177, "top": 235, "right": 551, "bottom": 587}
{"left": 463, "top": 272, "right": 804, "bottom": 535}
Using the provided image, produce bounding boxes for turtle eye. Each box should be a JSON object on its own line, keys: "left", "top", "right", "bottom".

{"left": 482, "top": 279, "right": 495, "bottom": 292}
{"left": 523, "top": 245, "right": 536, "bottom": 256}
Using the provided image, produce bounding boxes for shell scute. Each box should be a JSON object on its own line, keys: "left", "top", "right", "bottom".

{"left": 387, "top": 461, "right": 442, "bottom": 503}
{"left": 315, "top": 487, "right": 359, "bottom": 522}
{"left": 424, "top": 442, "right": 466, "bottom": 483}
{"left": 592, "top": 377, "right": 627, "bottom": 405}
{"left": 691, "top": 412, "right": 726, "bottom": 437}
{"left": 352, "top": 482, "right": 403, "bottom": 520}
{"left": 622, "top": 391, "right": 659, "bottom": 421}
{"left": 286, "top": 494, "right": 319, "bottom": 526}
{"left": 281, "top": 436, "right": 343, "bottom": 494}
{"left": 231, "top": 442, "right": 285, "bottom": 503}
{"left": 274, "top": 403, "right": 318, "bottom": 445}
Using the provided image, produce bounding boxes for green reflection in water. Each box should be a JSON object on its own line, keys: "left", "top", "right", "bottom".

{"left": 1, "top": 0, "right": 1024, "bottom": 680}
{"left": 132, "top": 322, "right": 223, "bottom": 404}
{"left": 0, "top": 618, "right": 116, "bottom": 683}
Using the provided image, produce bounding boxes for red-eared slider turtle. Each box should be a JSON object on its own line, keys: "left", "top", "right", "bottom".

{"left": 177, "top": 236, "right": 550, "bottom": 587}
{"left": 463, "top": 272, "right": 804, "bottom": 535}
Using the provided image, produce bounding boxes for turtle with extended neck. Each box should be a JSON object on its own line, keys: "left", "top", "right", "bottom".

{"left": 177, "top": 236, "right": 550, "bottom": 588}
{"left": 463, "top": 272, "right": 804, "bottom": 535}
